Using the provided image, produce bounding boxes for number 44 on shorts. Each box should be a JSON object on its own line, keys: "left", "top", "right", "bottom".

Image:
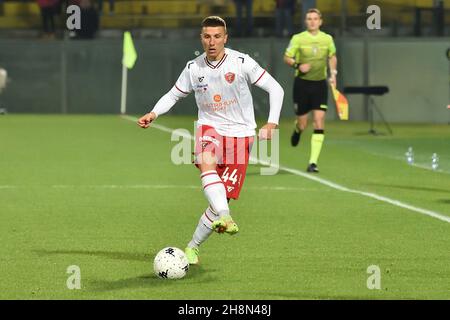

{"left": 221, "top": 167, "right": 238, "bottom": 185}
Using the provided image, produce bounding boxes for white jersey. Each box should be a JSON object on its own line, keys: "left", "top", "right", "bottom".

{"left": 173, "top": 48, "right": 269, "bottom": 137}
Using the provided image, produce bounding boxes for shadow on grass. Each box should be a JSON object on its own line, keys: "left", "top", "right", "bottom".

{"left": 352, "top": 130, "right": 391, "bottom": 137}
{"left": 266, "top": 292, "right": 385, "bottom": 300}
{"left": 34, "top": 249, "right": 215, "bottom": 292}
{"left": 89, "top": 265, "right": 214, "bottom": 292}
{"left": 437, "top": 199, "right": 450, "bottom": 204}
{"left": 34, "top": 249, "right": 153, "bottom": 262}
{"left": 366, "top": 183, "right": 450, "bottom": 194}
{"left": 246, "top": 169, "right": 294, "bottom": 176}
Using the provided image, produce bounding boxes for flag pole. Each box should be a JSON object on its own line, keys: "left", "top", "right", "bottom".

{"left": 120, "top": 31, "right": 137, "bottom": 115}
{"left": 120, "top": 63, "right": 127, "bottom": 114}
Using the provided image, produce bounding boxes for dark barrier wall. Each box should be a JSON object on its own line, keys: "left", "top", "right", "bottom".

{"left": 0, "top": 38, "right": 449, "bottom": 123}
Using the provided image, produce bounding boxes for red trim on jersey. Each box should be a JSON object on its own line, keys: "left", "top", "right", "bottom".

{"left": 204, "top": 54, "right": 228, "bottom": 69}
{"left": 203, "top": 181, "right": 223, "bottom": 189}
{"left": 216, "top": 54, "right": 228, "bottom": 69}
{"left": 175, "top": 84, "right": 189, "bottom": 94}
{"left": 252, "top": 70, "right": 266, "bottom": 85}
{"left": 204, "top": 57, "right": 215, "bottom": 69}
{"left": 200, "top": 172, "right": 218, "bottom": 179}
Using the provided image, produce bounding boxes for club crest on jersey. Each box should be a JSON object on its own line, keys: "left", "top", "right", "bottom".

{"left": 224, "top": 72, "right": 235, "bottom": 84}
{"left": 312, "top": 46, "right": 318, "bottom": 56}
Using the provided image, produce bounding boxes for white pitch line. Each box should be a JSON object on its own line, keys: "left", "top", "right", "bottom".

{"left": 123, "top": 115, "right": 450, "bottom": 224}
{"left": 0, "top": 184, "right": 317, "bottom": 192}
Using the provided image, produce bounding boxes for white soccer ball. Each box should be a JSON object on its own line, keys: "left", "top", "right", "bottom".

{"left": 153, "top": 247, "right": 189, "bottom": 279}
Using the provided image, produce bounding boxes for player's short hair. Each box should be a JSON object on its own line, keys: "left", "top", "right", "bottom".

{"left": 201, "top": 16, "right": 227, "bottom": 33}
{"left": 306, "top": 8, "right": 322, "bottom": 18}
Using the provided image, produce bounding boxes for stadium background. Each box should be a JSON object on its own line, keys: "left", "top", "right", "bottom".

{"left": 0, "top": 0, "right": 449, "bottom": 123}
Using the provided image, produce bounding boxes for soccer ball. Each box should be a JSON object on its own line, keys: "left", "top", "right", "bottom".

{"left": 153, "top": 247, "right": 189, "bottom": 279}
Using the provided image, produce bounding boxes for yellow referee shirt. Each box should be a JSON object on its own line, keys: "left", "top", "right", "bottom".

{"left": 285, "top": 31, "right": 336, "bottom": 81}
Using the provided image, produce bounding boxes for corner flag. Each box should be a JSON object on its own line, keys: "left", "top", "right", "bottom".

{"left": 122, "top": 31, "right": 137, "bottom": 69}
{"left": 120, "top": 31, "right": 137, "bottom": 114}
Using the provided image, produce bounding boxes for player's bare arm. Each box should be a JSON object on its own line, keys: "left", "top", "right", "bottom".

{"left": 137, "top": 112, "right": 157, "bottom": 129}
{"left": 258, "top": 123, "right": 278, "bottom": 140}
{"left": 328, "top": 54, "right": 338, "bottom": 86}
{"left": 283, "top": 55, "right": 296, "bottom": 67}
{"left": 283, "top": 55, "right": 311, "bottom": 73}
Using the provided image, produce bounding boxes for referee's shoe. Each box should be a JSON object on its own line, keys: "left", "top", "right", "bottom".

{"left": 290, "top": 126, "right": 301, "bottom": 146}
{"left": 307, "top": 163, "right": 319, "bottom": 173}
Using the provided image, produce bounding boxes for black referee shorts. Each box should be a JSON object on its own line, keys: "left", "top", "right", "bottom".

{"left": 293, "top": 77, "right": 328, "bottom": 116}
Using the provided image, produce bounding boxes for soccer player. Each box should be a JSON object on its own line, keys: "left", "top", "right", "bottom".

{"left": 137, "top": 16, "right": 284, "bottom": 265}
{"left": 283, "top": 8, "right": 337, "bottom": 173}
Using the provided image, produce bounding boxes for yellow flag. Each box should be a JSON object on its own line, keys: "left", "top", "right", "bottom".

{"left": 122, "top": 31, "right": 137, "bottom": 69}
{"left": 331, "top": 85, "right": 349, "bottom": 120}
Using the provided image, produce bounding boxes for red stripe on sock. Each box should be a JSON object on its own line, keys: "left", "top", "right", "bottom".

{"left": 200, "top": 172, "right": 217, "bottom": 179}
{"left": 208, "top": 206, "right": 218, "bottom": 216}
{"left": 203, "top": 212, "right": 214, "bottom": 223}
{"left": 203, "top": 181, "right": 223, "bottom": 189}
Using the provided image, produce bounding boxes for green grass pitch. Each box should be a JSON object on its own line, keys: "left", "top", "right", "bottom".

{"left": 0, "top": 114, "right": 449, "bottom": 299}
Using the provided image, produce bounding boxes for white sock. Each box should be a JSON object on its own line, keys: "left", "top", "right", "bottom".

{"left": 200, "top": 170, "right": 229, "bottom": 217}
{"left": 188, "top": 206, "right": 217, "bottom": 248}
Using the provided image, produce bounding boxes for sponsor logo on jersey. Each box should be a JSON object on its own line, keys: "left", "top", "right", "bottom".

{"left": 199, "top": 135, "right": 220, "bottom": 147}
{"left": 198, "top": 76, "right": 204, "bottom": 82}
{"left": 202, "top": 98, "right": 238, "bottom": 112}
{"left": 227, "top": 186, "right": 235, "bottom": 192}
{"left": 195, "top": 83, "right": 208, "bottom": 93}
{"left": 225, "top": 72, "right": 235, "bottom": 84}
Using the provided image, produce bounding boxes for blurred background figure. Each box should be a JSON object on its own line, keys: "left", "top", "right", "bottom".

{"left": 0, "top": 67, "right": 7, "bottom": 93}
{"left": 70, "top": 0, "right": 99, "bottom": 39}
{"left": 98, "top": 0, "right": 114, "bottom": 15}
{"left": 36, "top": 0, "right": 60, "bottom": 39}
{"left": 275, "top": 0, "right": 295, "bottom": 37}
{"left": 233, "top": 0, "right": 253, "bottom": 37}
{"left": 0, "top": 67, "right": 7, "bottom": 114}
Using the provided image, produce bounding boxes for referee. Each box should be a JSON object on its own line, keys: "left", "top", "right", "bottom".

{"left": 283, "top": 8, "right": 337, "bottom": 173}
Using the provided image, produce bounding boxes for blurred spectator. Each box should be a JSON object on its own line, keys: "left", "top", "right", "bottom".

{"left": 98, "top": 0, "right": 114, "bottom": 14}
{"left": 275, "top": 0, "right": 295, "bottom": 37}
{"left": 0, "top": 67, "right": 7, "bottom": 93}
{"left": 0, "top": 67, "right": 7, "bottom": 114}
{"left": 233, "top": 0, "right": 253, "bottom": 37}
{"left": 70, "top": 0, "right": 99, "bottom": 39}
{"left": 36, "top": 0, "right": 60, "bottom": 39}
